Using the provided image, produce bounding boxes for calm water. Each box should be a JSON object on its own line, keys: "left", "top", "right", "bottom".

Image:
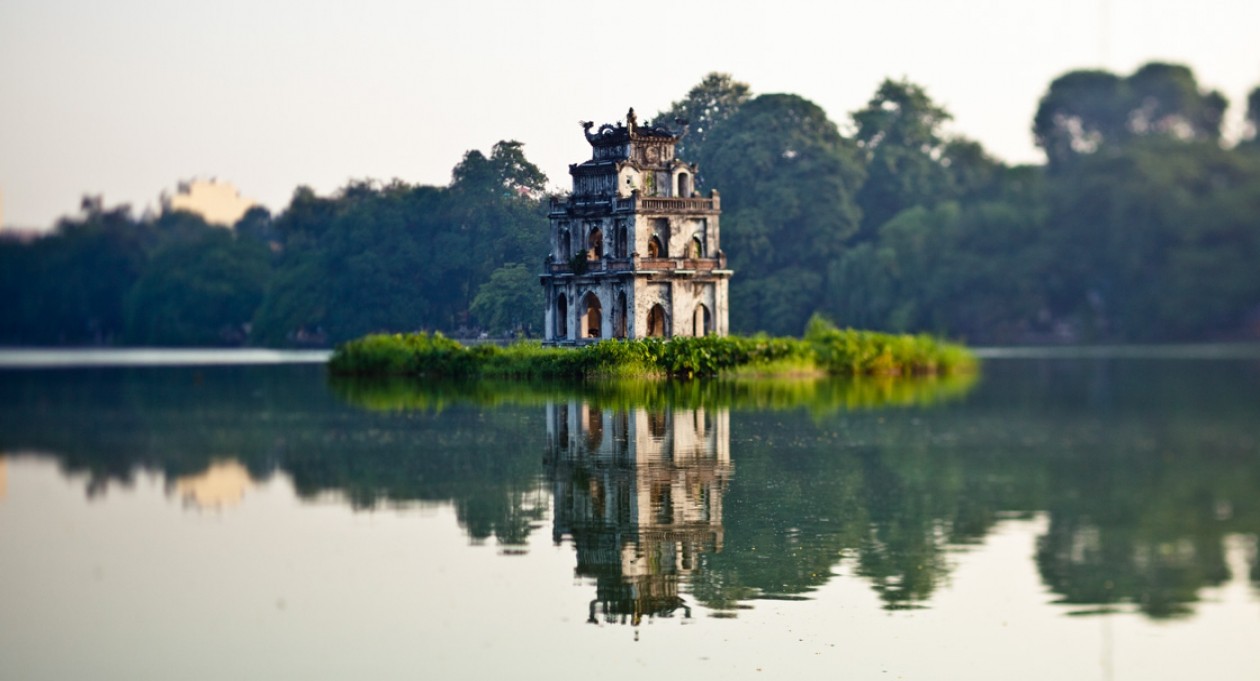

{"left": 2, "top": 353, "right": 1259, "bottom": 680}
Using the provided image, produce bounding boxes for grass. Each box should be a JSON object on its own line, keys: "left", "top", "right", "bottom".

{"left": 328, "top": 315, "right": 976, "bottom": 380}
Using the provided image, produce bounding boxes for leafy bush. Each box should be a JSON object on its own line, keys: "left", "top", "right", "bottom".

{"left": 329, "top": 322, "right": 975, "bottom": 380}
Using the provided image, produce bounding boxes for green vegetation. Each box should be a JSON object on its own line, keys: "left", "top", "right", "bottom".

{"left": 3, "top": 63, "right": 1258, "bottom": 346}
{"left": 328, "top": 371, "right": 978, "bottom": 414}
{"left": 327, "top": 316, "right": 975, "bottom": 379}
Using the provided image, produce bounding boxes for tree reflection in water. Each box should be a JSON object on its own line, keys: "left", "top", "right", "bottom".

{"left": 2, "top": 360, "right": 1259, "bottom": 620}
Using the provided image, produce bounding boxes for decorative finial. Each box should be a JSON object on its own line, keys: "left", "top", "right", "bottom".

{"left": 626, "top": 107, "right": 637, "bottom": 131}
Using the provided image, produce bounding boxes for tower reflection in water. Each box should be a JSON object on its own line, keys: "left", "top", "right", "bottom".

{"left": 545, "top": 402, "right": 731, "bottom": 626}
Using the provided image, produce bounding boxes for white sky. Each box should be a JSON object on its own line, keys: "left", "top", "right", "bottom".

{"left": 1, "top": 0, "right": 1258, "bottom": 229}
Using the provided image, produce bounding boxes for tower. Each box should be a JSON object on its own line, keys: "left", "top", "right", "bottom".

{"left": 541, "top": 108, "right": 732, "bottom": 344}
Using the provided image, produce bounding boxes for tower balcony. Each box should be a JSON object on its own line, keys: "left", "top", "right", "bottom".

{"left": 546, "top": 254, "right": 729, "bottom": 275}
{"left": 549, "top": 192, "right": 720, "bottom": 217}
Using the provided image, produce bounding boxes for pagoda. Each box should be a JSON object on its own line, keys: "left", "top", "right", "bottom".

{"left": 541, "top": 108, "right": 732, "bottom": 344}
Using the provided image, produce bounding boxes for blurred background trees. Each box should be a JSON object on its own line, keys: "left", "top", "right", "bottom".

{"left": 2, "top": 63, "right": 1258, "bottom": 346}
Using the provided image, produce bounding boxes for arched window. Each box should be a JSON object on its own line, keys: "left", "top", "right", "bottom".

{"left": 588, "top": 227, "right": 603, "bottom": 259}
{"left": 582, "top": 291, "right": 602, "bottom": 339}
{"left": 556, "top": 294, "right": 568, "bottom": 339}
{"left": 647, "top": 304, "right": 667, "bottom": 338}
{"left": 615, "top": 225, "right": 627, "bottom": 258}
{"left": 651, "top": 218, "right": 669, "bottom": 256}
{"left": 560, "top": 231, "right": 571, "bottom": 261}
{"left": 647, "top": 236, "right": 664, "bottom": 258}
{"left": 677, "top": 172, "right": 691, "bottom": 198}
{"left": 689, "top": 236, "right": 704, "bottom": 259}
{"left": 614, "top": 291, "right": 627, "bottom": 339}
{"left": 693, "top": 303, "right": 711, "bottom": 337}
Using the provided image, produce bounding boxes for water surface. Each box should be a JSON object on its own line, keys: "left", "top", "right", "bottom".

{"left": 1, "top": 353, "right": 1258, "bottom": 679}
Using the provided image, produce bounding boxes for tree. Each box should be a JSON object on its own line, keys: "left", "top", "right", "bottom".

{"left": 450, "top": 140, "right": 547, "bottom": 198}
{"left": 1041, "top": 138, "right": 1260, "bottom": 340}
{"left": 1243, "top": 86, "right": 1260, "bottom": 145}
{"left": 655, "top": 72, "right": 752, "bottom": 171}
{"left": 852, "top": 78, "right": 956, "bottom": 236}
{"left": 251, "top": 141, "right": 549, "bottom": 344}
{"left": 1034, "top": 62, "right": 1227, "bottom": 168}
{"left": 34, "top": 199, "right": 150, "bottom": 344}
{"left": 1125, "top": 62, "right": 1226, "bottom": 141}
{"left": 702, "top": 94, "right": 866, "bottom": 334}
{"left": 471, "top": 263, "right": 544, "bottom": 336}
{"left": 1033, "top": 70, "right": 1128, "bottom": 168}
{"left": 124, "top": 227, "right": 269, "bottom": 345}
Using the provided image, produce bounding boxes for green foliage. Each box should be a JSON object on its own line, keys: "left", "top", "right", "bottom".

{"left": 470, "top": 263, "right": 544, "bottom": 336}
{"left": 1245, "top": 86, "right": 1260, "bottom": 144}
{"left": 701, "top": 93, "right": 866, "bottom": 334}
{"left": 252, "top": 143, "right": 549, "bottom": 344}
{"left": 654, "top": 72, "right": 752, "bottom": 173}
{"left": 329, "top": 323, "right": 973, "bottom": 380}
{"left": 330, "top": 372, "right": 979, "bottom": 415}
{"left": 1041, "top": 139, "right": 1260, "bottom": 340}
{"left": 804, "top": 314, "right": 976, "bottom": 376}
{"left": 854, "top": 79, "right": 955, "bottom": 236}
{"left": 125, "top": 225, "right": 269, "bottom": 345}
{"left": 0, "top": 200, "right": 204, "bottom": 345}
{"left": 1035, "top": 63, "right": 1227, "bottom": 168}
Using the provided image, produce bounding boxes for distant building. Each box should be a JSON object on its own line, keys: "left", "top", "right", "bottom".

{"left": 541, "top": 108, "right": 732, "bottom": 344}
{"left": 160, "top": 178, "right": 256, "bottom": 227}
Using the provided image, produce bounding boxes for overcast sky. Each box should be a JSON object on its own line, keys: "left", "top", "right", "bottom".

{"left": 2, "top": 0, "right": 1258, "bottom": 229}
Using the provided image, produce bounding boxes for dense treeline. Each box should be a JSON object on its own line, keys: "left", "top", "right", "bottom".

{"left": 661, "top": 66, "right": 1260, "bottom": 341}
{"left": 2, "top": 63, "right": 1258, "bottom": 345}
{"left": 0, "top": 142, "right": 548, "bottom": 346}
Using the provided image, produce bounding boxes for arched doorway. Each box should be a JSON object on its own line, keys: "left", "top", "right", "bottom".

{"left": 616, "top": 225, "right": 628, "bottom": 258}
{"left": 677, "top": 172, "right": 691, "bottom": 198}
{"left": 556, "top": 293, "right": 568, "bottom": 339}
{"left": 689, "top": 236, "right": 704, "bottom": 259}
{"left": 560, "top": 231, "right": 571, "bottom": 261}
{"left": 647, "top": 236, "right": 664, "bottom": 258}
{"left": 647, "top": 304, "right": 667, "bottom": 338}
{"left": 693, "top": 303, "right": 711, "bottom": 337}
{"left": 614, "top": 291, "right": 627, "bottom": 339}
{"left": 582, "top": 292, "right": 602, "bottom": 339}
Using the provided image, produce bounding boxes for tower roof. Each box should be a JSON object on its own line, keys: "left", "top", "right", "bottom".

{"left": 581, "top": 108, "right": 684, "bottom": 149}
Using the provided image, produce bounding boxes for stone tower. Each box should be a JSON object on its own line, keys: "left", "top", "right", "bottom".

{"left": 541, "top": 108, "right": 732, "bottom": 344}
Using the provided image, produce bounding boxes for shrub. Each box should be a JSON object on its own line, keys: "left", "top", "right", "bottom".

{"left": 328, "top": 321, "right": 976, "bottom": 379}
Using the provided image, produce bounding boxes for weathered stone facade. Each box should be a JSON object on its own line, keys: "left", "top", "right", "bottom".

{"left": 541, "top": 108, "right": 732, "bottom": 344}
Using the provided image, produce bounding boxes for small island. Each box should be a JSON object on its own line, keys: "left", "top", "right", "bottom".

{"left": 328, "top": 316, "right": 975, "bottom": 379}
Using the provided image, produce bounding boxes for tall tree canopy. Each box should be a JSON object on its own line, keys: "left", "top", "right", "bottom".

{"left": 251, "top": 141, "right": 549, "bottom": 345}
{"left": 852, "top": 78, "right": 996, "bottom": 236}
{"left": 654, "top": 72, "right": 752, "bottom": 180}
{"left": 1244, "top": 86, "right": 1260, "bottom": 144}
{"left": 703, "top": 93, "right": 866, "bottom": 334}
{"left": 1035, "top": 63, "right": 1227, "bottom": 168}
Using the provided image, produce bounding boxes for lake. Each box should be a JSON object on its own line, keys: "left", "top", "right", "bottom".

{"left": 1, "top": 350, "right": 1258, "bottom": 680}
